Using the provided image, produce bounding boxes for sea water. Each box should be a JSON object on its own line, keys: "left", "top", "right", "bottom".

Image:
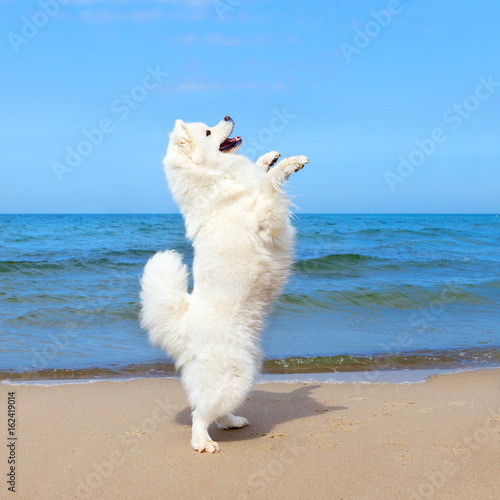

{"left": 1, "top": 214, "right": 499, "bottom": 381}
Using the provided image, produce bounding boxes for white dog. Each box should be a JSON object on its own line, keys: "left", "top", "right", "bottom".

{"left": 140, "top": 116, "right": 308, "bottom": 453}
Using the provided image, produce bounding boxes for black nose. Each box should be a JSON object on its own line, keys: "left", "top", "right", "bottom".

{"left": 224, "top": 115, "right": 231, "bottom": 121}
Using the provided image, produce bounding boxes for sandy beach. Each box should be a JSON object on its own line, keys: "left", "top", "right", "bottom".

{"left": 3, "top": 369, "right": 499, "bottom": 499}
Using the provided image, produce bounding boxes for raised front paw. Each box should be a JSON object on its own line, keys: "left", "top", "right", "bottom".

{"left": 288, "top": 155, "right": 309, "bottom": 173}
{"left": 278, "top": 155, "right": 309, "bottom": 179}
{"left": 257, "top": 151, "right": 281, "bottom": 171}
{"left": 267, "top": 154, "right": 309, "bottom": 187}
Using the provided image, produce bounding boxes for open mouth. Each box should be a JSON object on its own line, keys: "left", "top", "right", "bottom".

{"left": 220, "top": 136, "right": 242, "bottom": 152}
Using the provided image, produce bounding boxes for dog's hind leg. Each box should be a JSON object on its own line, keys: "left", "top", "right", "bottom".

{"left": 190, "top": 391, "right": 250, "bottom": 452}
{"left": 191, "top": 407, "right": 249, "bottom": 452}
{"left": 216, "top": 413, "right": 249, "bottom": 429}
{"left": 184, "top": 356, "right": 253, "bottom": 453}
{"left": 191, "top": 410, "right": 219, "bottom": 453}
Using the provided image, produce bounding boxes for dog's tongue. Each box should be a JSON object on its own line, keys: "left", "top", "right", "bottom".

{"left": 220, "top": 136, "right": 241, "bottom": 150}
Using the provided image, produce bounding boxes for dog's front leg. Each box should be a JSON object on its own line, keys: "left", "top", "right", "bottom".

{"left": 253, "top": 155, "right": 309, "bottom": 239}
{"left": 267, "top": 155, "right": 309, "bottom": 189}
{"left": 256, "top": 151, "right": 281, "bottom": 172}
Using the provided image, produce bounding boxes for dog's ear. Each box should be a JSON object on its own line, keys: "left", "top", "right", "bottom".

{"left": 170, "top": 119, "right": 205, "bottom": 164}
{"left": 170, "top": 120, "right": 193, "bottom": 154}
{"left": 174, "top": 119, "right": 186, "bottom": 133}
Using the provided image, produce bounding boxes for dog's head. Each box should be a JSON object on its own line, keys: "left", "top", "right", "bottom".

{"left": 169, "top": 116, "right": 242, "bottom": 164}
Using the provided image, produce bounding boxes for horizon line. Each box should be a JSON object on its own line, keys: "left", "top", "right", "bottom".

{"left": 0, "top": 212, "right": 498, "bottom": 216}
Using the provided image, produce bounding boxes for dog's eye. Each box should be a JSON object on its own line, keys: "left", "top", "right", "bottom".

{"left": 206, "top": 130, "right": 211, "bottom": 137}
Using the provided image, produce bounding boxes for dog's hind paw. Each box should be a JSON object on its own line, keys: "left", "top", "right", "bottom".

{"left": 192, "top": 438, "right": 219, "bottom": 453}
{"left": 216, "top": 413, "right": 250, "bottom": 430}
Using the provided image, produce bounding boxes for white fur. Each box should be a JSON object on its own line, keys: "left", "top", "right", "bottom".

{"left": 140, "top": 117, "right": 308, "bottom": 453}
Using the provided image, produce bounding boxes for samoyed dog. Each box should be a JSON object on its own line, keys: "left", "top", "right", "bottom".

{"left": 140, "top": 116, "right": 308, "bottom": 453}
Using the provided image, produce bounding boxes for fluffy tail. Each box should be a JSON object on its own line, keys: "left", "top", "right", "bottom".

{"left": 139, "top": 250, "right": 190, "bottom": 362}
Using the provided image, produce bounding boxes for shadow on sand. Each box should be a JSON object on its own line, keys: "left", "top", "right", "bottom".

{"left": 174, "top": 384, "right": 347, "bottom": 443}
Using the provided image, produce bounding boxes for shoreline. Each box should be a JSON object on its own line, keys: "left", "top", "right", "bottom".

{"left": 3, "top": 365, "right": 500, "bottom": 386}
{"left": 5, "top": 368, "right": 500, "bottom": 499}
{"left": 3, "top": 345, "right": 500, "bottom": 384}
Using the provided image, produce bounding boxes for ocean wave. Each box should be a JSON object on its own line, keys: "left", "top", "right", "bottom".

{"left": 0, "top": 257, "right": 140, "bottom": 274}
{"left": 1, "top": 348, "right": 499, "bottom": 380}
{"left": 278, "top": 283, "right": 495, "bottom": 310}
{"left": 293, "top": 253, "right": 388, "bottom": 272}
{"left": 5, "top": 302, "right": 140, "bottom": 325}
{"left": 102, "top": 249, "right": 160, "bottom": 257}
{"left": 346, "top": 227, "right": 454, "bottom": 237}
{"left": 0, "top": 363, "right": 176, "bottom": 382}
{"left": 262, "top": 348, "right": 500, "bottom": 373}
{"left": 293, "top": 253, "right": 493, "bottom": 275}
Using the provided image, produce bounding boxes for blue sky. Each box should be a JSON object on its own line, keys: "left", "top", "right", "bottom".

{"left": 1, "top": 0, "right": 499, "bottom": 213}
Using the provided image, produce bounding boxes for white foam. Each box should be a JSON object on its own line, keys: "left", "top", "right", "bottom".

{"left": 2, "top": 367, "right": 494, "bottom": 386}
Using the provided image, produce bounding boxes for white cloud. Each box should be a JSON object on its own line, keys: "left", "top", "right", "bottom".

{"left": 79, "top": 8, "right": 162, "bottom": 23}
{"left": 177, "top": 33, "right": 198, "bottom": 45}
{"left": 178, "top": 82, "right": 221, "bottom": 91}
{"left": 160, "top": 0, "right": 212, "bottom": 5}
{"left": 204, "top": 33, "right": 242, "bottom": 46}
{"left": 71, "top": 0, "right": 210, "bottom": 5}
{"left": 177, "top": 33, "right": 268, "bottom": 47}
{"left": 172, "top": 81, "right": 286, "bottom": 92}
